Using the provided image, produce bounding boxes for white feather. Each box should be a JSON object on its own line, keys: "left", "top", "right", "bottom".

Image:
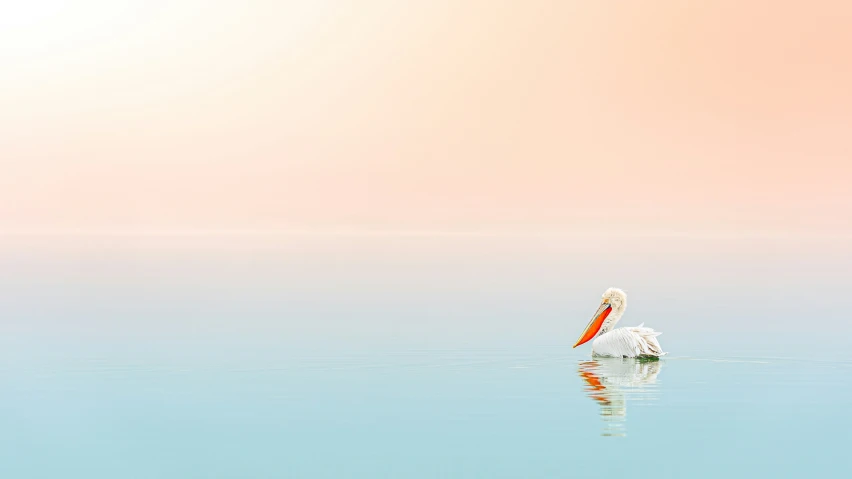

{"left": 592, "top": 326, "right": 666, "bottom": 358}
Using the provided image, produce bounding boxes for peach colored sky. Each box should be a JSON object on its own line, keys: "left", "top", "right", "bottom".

{"left": 2, "top": 1, "right": 850, "bottom": 234}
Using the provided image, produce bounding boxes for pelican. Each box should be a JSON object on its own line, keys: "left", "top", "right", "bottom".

{"left": 572, "top": 288, "right": 665, "bottom": 358}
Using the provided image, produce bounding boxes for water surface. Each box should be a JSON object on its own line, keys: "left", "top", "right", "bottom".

{"left": 4, "top": 339, "right": 850, "bottom": 478}
{"left": 1, "top": 235, "right": 849, "bottom": 477}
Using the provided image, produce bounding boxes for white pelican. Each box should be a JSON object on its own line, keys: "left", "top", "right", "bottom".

{"left": 572, "top": 288, "right": 665, "bottom": 358}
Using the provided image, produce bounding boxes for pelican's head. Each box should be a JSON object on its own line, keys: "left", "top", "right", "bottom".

{"left": 573, "top": 288, "right": 628, "bottom": 348}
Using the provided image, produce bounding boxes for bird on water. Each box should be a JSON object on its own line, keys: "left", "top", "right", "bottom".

{"left": 573, "top": 288, "right": 665, "bottom": 358}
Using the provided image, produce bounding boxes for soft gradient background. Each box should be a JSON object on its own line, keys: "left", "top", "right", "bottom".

{"left": 0, "top": 0, "right": 850, "bottom": 348}
{"left": 2, "top": 0, "right": 850, "bottom": 233}
{"left": 3, "top": 3, "right": 852, "bottom": 478}
{"left": 3, "top": 1, "right": 851, "bottom": 347}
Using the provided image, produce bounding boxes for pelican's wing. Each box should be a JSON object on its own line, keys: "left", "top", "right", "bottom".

{"left": 625, "top": 325, "right": 665, "bottom": 357}
{"left": 592, "top": 327, "right": 666, "bottom": 358}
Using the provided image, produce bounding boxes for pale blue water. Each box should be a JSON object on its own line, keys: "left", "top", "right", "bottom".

{"left": 3, "top": 339, "right": 851, "bottom": 478}
{"left": 1, "top": 236, "right": 850, "bottom": 477}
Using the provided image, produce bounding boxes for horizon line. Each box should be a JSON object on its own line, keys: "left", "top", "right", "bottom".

{"left": 1, "top": 228, "right": 849, "bottom": 240}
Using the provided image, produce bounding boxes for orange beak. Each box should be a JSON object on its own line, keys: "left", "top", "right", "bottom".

{"left": 573, "top": 301, "right": 612, "bottom": 348}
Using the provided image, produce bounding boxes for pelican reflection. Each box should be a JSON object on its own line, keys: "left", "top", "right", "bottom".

{"left": 577, "top": 359, "right": 662, "bottom": 436}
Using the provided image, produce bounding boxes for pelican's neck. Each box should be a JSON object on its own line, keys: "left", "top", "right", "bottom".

{"left": 597, "top": 307, "right": 625, "bottom": 337}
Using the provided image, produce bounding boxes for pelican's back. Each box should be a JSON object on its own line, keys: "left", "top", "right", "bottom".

{"left": 592, "top": 324, "right": 665, "bottom": 358}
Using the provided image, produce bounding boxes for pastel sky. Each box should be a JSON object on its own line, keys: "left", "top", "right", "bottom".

{"left": 2, "top": 1, "right": 850, "bottom": 234}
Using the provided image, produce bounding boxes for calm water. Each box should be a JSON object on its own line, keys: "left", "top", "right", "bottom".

{"left": 1, "top": 235, "right": 850, "bottom": 477}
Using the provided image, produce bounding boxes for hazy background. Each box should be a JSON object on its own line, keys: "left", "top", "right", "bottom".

{"left": 2, "top": 1, "right": 851, "bottom": 350}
